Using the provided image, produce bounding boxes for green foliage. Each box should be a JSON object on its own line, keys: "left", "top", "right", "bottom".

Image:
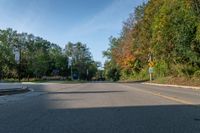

{"left": 193, "top": 70, "right": 200, "bottom": 77}
{"left": 196, "top": 23, "right": 200, "bottom": 41}
{"left": 133, "top": 67, "right": 149, "bottom": 80}
{"left": 154, "top": 60, "right": 169, "bottom": 77}
{"left": 134, "top": 2, "right": 146, "bottom": 22}
{"left": 0, "top": 28, "right": 98, "bottom": 80}
{"left": 64, "top": 42, "right": 98, "bottom": 80}
{"left": 103, "top": 61, "right": 120, "bottom": 81}
{"left": 103, "top": 0, "right": 200, "bottom": 81}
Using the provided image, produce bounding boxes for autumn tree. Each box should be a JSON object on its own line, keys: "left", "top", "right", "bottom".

{"left": 103, "top": 0, "right": 200, "bottom": 80}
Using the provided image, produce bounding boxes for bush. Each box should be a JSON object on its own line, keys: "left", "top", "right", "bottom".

{"left": 193, "top": 70, "right": 200, "bottom": 77}
{"left": 154, "top": 60, "right": 169, "bottom": 78}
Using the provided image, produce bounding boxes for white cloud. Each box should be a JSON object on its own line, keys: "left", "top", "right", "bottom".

{"left": 65, "top": 0, "right": 137, "bottom": 38}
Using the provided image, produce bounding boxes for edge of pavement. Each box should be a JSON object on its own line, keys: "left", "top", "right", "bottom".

{"left": 0, "top": 86, "right": 30, "bottom": 96}
{"left": 142, "top": 82, "right": 200, "bottom": 90}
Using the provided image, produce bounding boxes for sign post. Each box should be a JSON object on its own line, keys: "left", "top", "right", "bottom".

{"left": 148, "top": 67, "right": 154, "bottom": 81}
{"left": 148, "top": 54, "right": 154, "bottom": 82}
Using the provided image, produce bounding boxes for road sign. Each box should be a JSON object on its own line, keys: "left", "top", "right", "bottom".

{"left": 149, "top": 67, "right": 154, "bottom": 82}
{"left": 148, "top": 61, "right": 155, "bottom": 67}
{"left": 148, "top": 67, "right": 154, "bottom": 74}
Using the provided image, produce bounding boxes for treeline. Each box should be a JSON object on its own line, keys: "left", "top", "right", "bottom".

{"left": 103, "top": 0, "right": 200, "bottom": 81}
{"left": 0, "top": 28, "right": 99, "bottom": 81}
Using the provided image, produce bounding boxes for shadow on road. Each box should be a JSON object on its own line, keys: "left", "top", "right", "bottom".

{"left": 44, "top": 105, "right": 200, "bottom": 133}
{"left": 47, "top": 90, "right": 126, "bottom": 95}
{"left": 0, "top": 84, "right": 199, "bottom": 133}
{"left": 13, "top": 104, "right": 199, "bottom": 133}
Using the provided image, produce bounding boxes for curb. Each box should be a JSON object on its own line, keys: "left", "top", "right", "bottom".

{"left": 0, "top": 87, "right": 30, "bottom": 96}
{"left": 142, "top": 82, "right": 200, "bottom": 90}
{"left": 118, "top": 80, "right": 149, "bottom": 83}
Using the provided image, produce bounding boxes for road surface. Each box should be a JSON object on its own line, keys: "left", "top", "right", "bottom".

{"left": 0, "top": 83, "right": 23, "bottom": 90}
{"left": 0, "top": 83, "right": 199, "bottom": 133}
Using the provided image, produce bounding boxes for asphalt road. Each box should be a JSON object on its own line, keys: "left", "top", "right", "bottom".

{"left": 0, "top": 83, "right": 199, "bottom": 133}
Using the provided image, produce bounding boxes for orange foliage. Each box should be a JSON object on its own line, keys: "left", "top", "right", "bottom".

{"left": 112, "top": 30, "right": 136, "bottom": 70}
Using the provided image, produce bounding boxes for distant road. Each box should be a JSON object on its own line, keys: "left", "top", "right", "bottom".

{"left": 0, "top": 83, "right": 23, "bottom": 90}
{"left": 0, "top": 83, "right": 199, "bottom": 133}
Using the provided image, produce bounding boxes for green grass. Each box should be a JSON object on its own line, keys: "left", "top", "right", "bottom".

{"left": 1, "top": 78, "right": 88, "bottom": 84}
{"left": 152, "top": 76, "right": 200, "bottom": 87}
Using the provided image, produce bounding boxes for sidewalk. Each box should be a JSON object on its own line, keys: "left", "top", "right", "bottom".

{"left": 0, "top": 83, "right": 29, "bottom": 96}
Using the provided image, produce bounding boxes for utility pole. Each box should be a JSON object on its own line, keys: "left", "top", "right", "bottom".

{"left": 68, "top": 57, "right": 73, "bottom": 80}
{"left": 71, "top": 63, "right": 73, "bottom": 80}
{"left": 86, "top": 69, "right": 89, "bottom": 81}
{"left": 13, "top": 46, "right": 21, "bottom": 82}
{"left": 18, "top": 47, "right": 21, "bottom": 82}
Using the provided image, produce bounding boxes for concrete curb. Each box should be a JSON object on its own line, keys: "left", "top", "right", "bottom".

{"left": 142, "top": 82, "right": 200, "bottom": 90}
{"left": 0, "top": 86, "right": 30, "bottom": 96}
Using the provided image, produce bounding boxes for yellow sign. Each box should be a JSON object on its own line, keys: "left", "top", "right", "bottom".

{"left": 148, "top": 61, "right": 155, "bottom": 67}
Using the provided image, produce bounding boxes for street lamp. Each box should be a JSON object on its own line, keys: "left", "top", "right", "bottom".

{"left": 86, "top": 69, "right": 89, "bottom": 81}
{"left": 68, "top": 57, "right": 73, "bottom": 80}
{"left": 13, "top": 45, "right": 21, "bottom": 82}
{"left": 13, "top": 34, "right": 24, "bottom": 82}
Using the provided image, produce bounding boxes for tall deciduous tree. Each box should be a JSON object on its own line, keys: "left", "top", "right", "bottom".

{"left": 103, "top": 0, "right": 200, "bottom": 80}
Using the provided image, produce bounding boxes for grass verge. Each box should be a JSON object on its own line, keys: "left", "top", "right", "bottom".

{"left": 151, "top": 76, "right": 200, "bottom": 87}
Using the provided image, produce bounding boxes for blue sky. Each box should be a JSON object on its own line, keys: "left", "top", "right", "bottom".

{"left": 0, "top": 0, "right": 146, "bottom": 64}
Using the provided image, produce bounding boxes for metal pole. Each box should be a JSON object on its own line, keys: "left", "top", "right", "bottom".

{"left": 71, "top": 64, "right": 73, "bottom": 80}
{"left": 18, "top": 46, "right": 21, "bottom": 82}
{"left": 149, "top": 53, "right": 152, "bottom": 82}
{"left": 86, "top": 69, "right": 88, "bottom": 81}
{"left": 150, "top": 73, "right": 152, "bottom": 82}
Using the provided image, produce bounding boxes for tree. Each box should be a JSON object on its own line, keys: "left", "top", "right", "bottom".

{"left": 0, "top": 28, "right": 98, "bottom": 81}
{"left": 64, "top": 42, "right": 98, "bottom": 80}
{"left": 103, "top": 0, "right": 200, "bottom": 80}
